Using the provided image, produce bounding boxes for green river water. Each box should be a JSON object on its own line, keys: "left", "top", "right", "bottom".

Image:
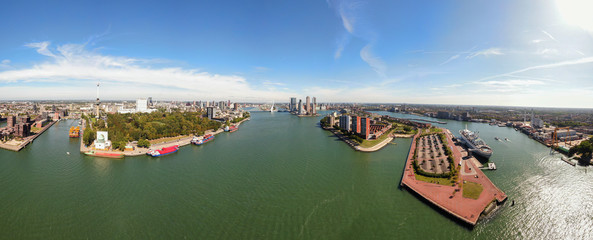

{"left": 0, "top": 111, "right": 591, "bottom": 239}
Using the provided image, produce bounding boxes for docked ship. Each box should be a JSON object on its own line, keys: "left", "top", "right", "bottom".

{"left": 69, "top": 126, "right": 80, "bottom": 138}
{"left": 224, "top": 125, "right": 238, "bottom": 133}
{"left": 85, "top": 150, "right": 124, "bottom": 159}
{"left": 191, "top": 134, "right": 214, "bottom": 145}
{"left": 459, "top": 128, "right": 493, "bottom": 159}
{"left": 147, "top": 145, "right": 179, "bottom": 157}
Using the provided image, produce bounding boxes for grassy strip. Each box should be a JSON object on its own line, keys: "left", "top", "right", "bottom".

{"left": 149, "top": 135, "right": 188, "bottom": 145}
{"left": 462, "top": 181, "right": 484, "bottom": 199}
{"left": 30, "top": 127, "right": 42, "bottom": 133}
{"left": 415, "top": 174, "right": 455, "bottom": 186}
{"left": 358, "top": 129, "right": 393, "bottom": 148}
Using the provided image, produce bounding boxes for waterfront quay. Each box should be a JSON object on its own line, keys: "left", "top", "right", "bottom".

{"left": 401, "top": 128, "right": 507, "bottom": 226}
{"left": 79, "top": 117, "right": 250, "bottom": 157}
{"left": 0, "top": 120, "right": 56, "bottom": 151}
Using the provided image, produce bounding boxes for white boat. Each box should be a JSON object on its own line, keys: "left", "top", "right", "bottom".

{"left": 459, "top": 128, "right": 493, "bottom": 159}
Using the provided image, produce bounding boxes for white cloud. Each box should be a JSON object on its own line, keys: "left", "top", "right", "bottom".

{"left": 473, "top": 79, "right": 546, "bottom": 93}
{"left": 25, "top": 41, "right": 56, "bottom": 57}
{"left": 440, "top": 54, "right": 460, "bottom": 65}
{"left": 360, "top": 44, "right": 386, "bottom": 77}
{"left": 466, "top": 48, "right": 503, "bottom": 59}
{"left": 535, "top": 48, "right": 560, "bottom": 56}
{"left": 541, "top": 30, "right": 558, "bottom": 42}
{"left": 481, "top": 56, "right": 593, "bottom": 81}
{"left": 262, "top": 81, "right": 284, "bottom": 86}
{"left": 0, "top": 42, "right": 295, "bottom": 101}
{"left": 339, "top": 7, "right": 354, "bottom": 34}
{"left": 532, "top": 39, "right": 544, "bottom": 44}
{"left": 0, "top": 59, "right": 10, "bottom": 68}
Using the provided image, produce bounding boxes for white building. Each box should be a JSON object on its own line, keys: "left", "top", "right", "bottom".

{"left": 94, "top": 131, "right": 111, "bottom": 150}
{"left": 136, "top": 99, "right": 148, "bottom": 112}
{"left": 339, "top": 115, "right": 351, "bottom": 131}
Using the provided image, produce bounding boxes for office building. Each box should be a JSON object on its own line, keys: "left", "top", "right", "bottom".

{"left": 136, "top": 99, "right": 148, "bottom": 112}
{"left": 290, "top": 97, "right": 297, "bottom": 112}
{"left": 207, "top": 107, "right": 215, "bottom": 119}
{"left": 312, "top": 97, "right": 317, "bottom": 115}
{"left": 15, "top": 123, "right": 30, "bottom": 138}
{"left": 329, "top": 116, "right": 336, "bottom": 127}
{"left": 7, "top": 116, "right": 16, "bottom": 128}
{"left": 361, "top": 117, "right": 371, "bottom": 140}
{"left": 352, "top": 116, "right": 361, "bottom": 133}
{"left": 305, "top": 96, "right": 310, "bottom": 114}
{"left": 340, "top": 115, "right": 351, "bottom": 132}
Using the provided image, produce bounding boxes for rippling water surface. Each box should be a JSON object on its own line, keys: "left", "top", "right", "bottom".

{"left": 0, "top": 111, "right": 591, "bottom": 239}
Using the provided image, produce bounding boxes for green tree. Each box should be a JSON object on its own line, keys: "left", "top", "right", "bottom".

{"left": 83, "top": 129, "right": 96, "bottom": 146}
{"left": 137, "top": 139, "right": 151, "bottom": 148}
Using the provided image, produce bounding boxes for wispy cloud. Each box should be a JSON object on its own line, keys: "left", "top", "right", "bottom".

{"left": 0, "top": 41, "right": 294, "bottom": 101}
{"left": 262, "top": 81, "right": 284, "bottom": 86}
{"left": 253, "top": 66, "right": 270, "bottom": 72}
{"left": 541, "top": 30, "right": 558, "bottom": 42}
{"left": 440, "top": 54, "right": 460, "bottom": 65}
{"left": 532, "top": 39, "right": 544, "bottom": 44}
{"left": 473, "top": 79, "right": 546, "bottom": 93}
{"left": 329, "top": 0, "right": 386, "bottom": 76}
{"left": 0, "top": 59, "right": 10, "bottom": 68}
{"left": 25, "top": 41, "right": 56, "bottom": 57}
{"left": 534, "top": 48, "right": 561, "bottom": 57}
{"left": 481, "top": 56, "right": 593, "bottom": 81}
{"left": 334, "top": 33, "right": 350, "bottom": 59}
{"left": 466, "top": 48, "right": 503, "bottom": 59}
{"left": 360, "top": 44, "right": 386, "bottom": 77}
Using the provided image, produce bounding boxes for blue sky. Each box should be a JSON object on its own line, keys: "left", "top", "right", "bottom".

{"left": 1, "top": 0, "right": 593, "bottom": 107}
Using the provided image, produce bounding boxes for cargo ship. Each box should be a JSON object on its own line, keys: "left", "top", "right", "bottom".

{"left": 191, "top": 134, "right": 214, "bottom": 145}
{"left": 69, "top": 126, "right": 80, "bottom": 138}
{"left": 147, "top": 145, "right": 179, "bottom": 157}
{"left": 459, "top": 128, "right": 493, "bottom": 159}
{"left": 84, "top": 150, "right": 124, "bottom": 159}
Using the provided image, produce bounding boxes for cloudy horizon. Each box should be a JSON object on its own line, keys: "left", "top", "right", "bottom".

{"left": 1, "top": 0, "right": 592, "bottom": 108}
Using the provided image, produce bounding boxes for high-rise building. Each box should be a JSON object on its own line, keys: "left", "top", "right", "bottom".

{"left": 290, "top": 97, "right": 297, "bottom": 112}
{"left": 15, "top": 123, "right": 30, "bottom": 138}
{"left": 312, "top": 97, "right": 317, "bottom": 115}
{"left": 136, "top": 99, "right": 148, "bottom": 112}
{"left": 352, "top": 116, "right": 361, "bottom": 133}
{"left": 305, "top": 96, "right": 310, "bottom": 114}
{"left": 233, "top": 103, "right": 239, "bottom": 111}
{"left": 207, "top": 107, "right": 215, "bottom": 119}
{"left": 361, "top": 117, "right": 371, "bottom": 139}
{"left": 339, "top": 115, "right": 351, "bottom": 132}
{"left": 148, "top": 97, "right": 153, "bottom": 107}
{"left": 7, "top": 116, "right": 16, "bottom": 128}
{"left": 298, "top": 100, "right": 304, "bottom": 115}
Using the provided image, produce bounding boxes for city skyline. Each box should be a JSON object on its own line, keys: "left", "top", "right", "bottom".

{"left": 1, "top": 0, "right": 593, "bottom": 108}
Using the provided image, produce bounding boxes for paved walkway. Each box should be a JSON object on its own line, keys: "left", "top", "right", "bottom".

{"left": 356, "top": 136, "right": 394, "bottom": 152}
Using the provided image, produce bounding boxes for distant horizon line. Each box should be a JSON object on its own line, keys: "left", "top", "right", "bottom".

{"left": 1, "top": 99, "right": 592, "bottom": 110}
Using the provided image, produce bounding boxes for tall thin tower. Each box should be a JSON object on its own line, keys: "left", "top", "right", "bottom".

{"left": 95, "top": 82, "right": 100, "bottom": 118}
